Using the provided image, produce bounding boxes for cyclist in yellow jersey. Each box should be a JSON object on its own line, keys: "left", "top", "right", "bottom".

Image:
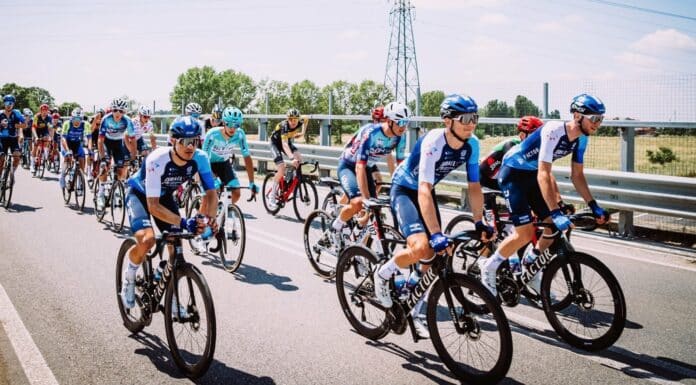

{"left": 268, "top": 108, "right": 309, "bottom": 206}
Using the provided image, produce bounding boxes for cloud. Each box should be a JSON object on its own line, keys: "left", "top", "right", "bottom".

{"left": 534, "top": 15, "right": 582, "bottom": 33}
{"left": 334, "top": 50, "right": 369, "bottom": 62}
{"left": 630, "top": 29, "right": 696, "bottom": 53}
{"left": 478, "top": 13, "right": 507, "bottom": 25}
{"left": 413, "top": 0, "right": 507, "bottom": 10}
{"left": 615, "top": 51, "right": 661, "bottom": 69}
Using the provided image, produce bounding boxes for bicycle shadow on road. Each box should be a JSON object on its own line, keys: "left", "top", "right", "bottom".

{"left": 268, "top": 213, "right": 303, "bottom": 224}
{"left": 130, "top": 331, "right": 277, "bottom": 385}
{"left": 231, "top": 263, "right": 299, "bottom": 291}
{"left": 3, "top": 203, "right": 41, "bottom": 213}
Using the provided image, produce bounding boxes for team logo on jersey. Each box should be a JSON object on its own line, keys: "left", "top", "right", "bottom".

{"left": 187, "top": 166, "right": 193, "bottom": 174}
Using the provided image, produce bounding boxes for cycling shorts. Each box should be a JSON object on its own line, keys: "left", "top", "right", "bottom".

{"left": 497, "top": 165, "right": 551, "bottom": 226}
{"left": 210, "top": 161, "right": 240, "bottom": 188}
{"left": 0, "top": 137, "right": 20, "bottom": 155}
{"left": 104, "top": 138, "right": 130, "bottom": 167}
{"left": 390, "top": 183, "right": 441, "bottom": 239}
{"left": 337, "top": 160, "right": 376, "bottom": 200}
{"left": 136, "top": 137, "right": 150, "bottom": 153}
{"left": 62, "top": 140, "right": 85, "bottom": 158}
{"left": 126, "top": 187, "right": 181, "bottom": 233}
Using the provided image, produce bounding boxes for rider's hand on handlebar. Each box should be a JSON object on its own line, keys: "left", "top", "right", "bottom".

{"left": 558, "top": 200, "right": 576, "bottom": 215}
{"left": 429, "top": 232, "right": 449, "bottom": 253}
{"left": 588, "top": 200, "right": 610, "bottom": 225}
{"left": 550, "top": 209, "right": 574, "bottom": 231}
{"left": 292, "top": 158, "right": 300, "bottom": 169}
{"left": 475, "top": 220, "right": 495, "bottom": 242}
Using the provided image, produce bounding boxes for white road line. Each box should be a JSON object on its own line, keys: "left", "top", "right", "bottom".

{"left": 0, "top": 283, "right": 59, "bottom": 385}
{"left": 576, "top": 244, "right": 696, "bottom": 273}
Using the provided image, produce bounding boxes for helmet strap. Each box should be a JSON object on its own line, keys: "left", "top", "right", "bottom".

{"left": 447, "top": 120, "right": 468, "bottom": 143}
{"left": 387, "top": 121, "right": 398, "bottom": 137}
{"left": 172, "top": 145, "right": 188, "bottom": 163}
{"left": 576, "top": 115, "right": 590, "bottom": 136}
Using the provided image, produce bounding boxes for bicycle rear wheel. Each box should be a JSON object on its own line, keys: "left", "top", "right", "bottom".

{"left": 261, "top": 173, "right": 281, "bottom": 215}
{"left": 335, "top": 245, "right": 390, "bottom": 340}
{"left": 73, "top": 169, "right": 86, "bottom": 211}
{"left": 321, "top": 189, "right": 341, "bottom": 218}
{"left": 303, "top": 209, "right": 339, "bottom": 278}
{"left": 541, "top": 252, "right": 626, "bottom": 351}
{"left": 38, "top": 156, "right": 46, "bottom": 179}
{"left": 115, "top": 237, "right": 150, "bottom": 334}
{"left": 164, "top": 263, "right": 216, "bottom": 378}
{"left": 110, "top": 181, "right": 126, "bottom": 232}
{"left": 218, "top": 203, "right": 245, "bottom": 273}
{"left": 427, "top": 273, "right": 513, "bottom": 385}
{"left": 293, "top": 177, "right": 318, "bottom": 221}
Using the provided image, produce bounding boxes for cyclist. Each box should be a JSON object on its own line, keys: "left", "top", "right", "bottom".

{"left": 479, "top": 94, "right": 611, "bottom": 296}
{"left": 31, "top": 104, "right": 53, "bottom": 174}
{"left": 0, "top": 95, "right": 27, "bottom": 174}
{"left": 121, "top": 116, "right": 218, "bottom": 309}
{"left": 202, "top": 106, "right": 259, "bottom": 204}
{"left": 185, "top": 102, "right": 205, "bottom": 143}
{"left": 97, "top": 98, "right": 134, "bottom": 210}
{"left": 125, "top": 106, "right": 156, "bottom": 160}
{"left": 50, "top": 113, "right": 62, "bottom": 167}
{"left": 21, "top": 108, "right": 33, "bottom": 167}
{"left": 59, "top": 108, "right": 90, "bottom": 189}
{"left": 330, "top": 101, "right": 408, "bottom": 241}
{"left": 268, "top": 108, "right": 309, "bottom": 207}
{"left": 374, "top": 94, "right": 494, "bottom": 338}
{"left": 204, "top": 104, "right": 223, "bottom": 131}
{"left": 87, "top": 109, "right": 105, "bottom": 184}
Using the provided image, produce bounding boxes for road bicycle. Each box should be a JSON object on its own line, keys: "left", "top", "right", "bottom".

{"left": 319, "top": 177, "right": 395, "bottom": 228}
{"left": 262, "top": 160, "right": 319, "bottom": 221}
{"left": 93, "top": 160, "right": 126, "bottom": 232}
{"left": 60, "top": 151, "right": 86, "bottom": 211}
{"left": 32, "top": 138, "right": 51, "bottom": 179}
{"left": 0, "top": 154, "right": 16, "bottom": 209}
{"left": 20, "top": 138, "right": 31, "bottom": 169}
{"left": 335, "top": 198, "right": 512, "bottom": 384}
{"left": 115, "top": 231, "right": 216, "bottom": 378}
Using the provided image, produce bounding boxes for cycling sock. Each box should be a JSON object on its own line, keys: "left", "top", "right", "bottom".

{"left": 377, "top": 258, "right": 399, "bottom": 280}
{"left": 485, "top": 252, "right": 505, "bottom": 271}
{"left": 126, "top": 261, "right": 141, "bottom": 282}
{"left": 332, "top": 217, "right": 346, "bottom": 231}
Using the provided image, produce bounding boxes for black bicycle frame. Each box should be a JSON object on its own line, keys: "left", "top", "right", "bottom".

{"left": 146, "top": 235, "right": 190, "bottom": 317}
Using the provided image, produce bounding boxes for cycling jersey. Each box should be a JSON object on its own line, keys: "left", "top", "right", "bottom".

{"left": 61, "top": 120, "right": 91, "bottom": 142}
{"left": 339, "top": 123, "right": 405, "bottom": 166}
{"left": 33, "top": 114, "right": 53, "bottom": 136}
{"left": 99, "top": 113, "right": 134, "bottom": 140}
{"left": 479, "top": 137, "right": 520, "bottom": 190}
{"left": 127, "top": 119, "right": 153, "bottom": 140}
{"left": 271, "top": 120, "right": 302, "bottom": 142}
{"left": 0, "top": 109, "right": 25, "bottom": 138}
{"left": 127, "top": 147, "right": 215, "bottom": 198}
{"left": 503, "top": 121, "right": 587, "bottom": 170}
{"left": 22, "top": 118, "right": 33, "bottom": 137}
{"left": 392, "top": 128, "right": 480, "bottom": 190}
{"left": 202, "top": 127, "right": 250, "bottom": 163}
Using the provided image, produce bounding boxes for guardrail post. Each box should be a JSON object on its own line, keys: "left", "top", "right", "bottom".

{"left": 259, "top": 117, "right": 268, "bottom": 142}
{"left": 618, "top": 126, "right": 635, "bottom": 237}
{"left": 407, "top": 122, "right": 418, "bottom": 152}
{"left": 320, "top": 119, "right": 331, "bottom": 146}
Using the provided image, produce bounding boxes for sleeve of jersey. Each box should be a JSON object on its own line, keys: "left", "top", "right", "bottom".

{"left": 61, "top": 121, "right": 69, "bottom": 135}
{"left": 238, "top": 130, "right": 250, "bottom": 157}
{"left": 194, "top": 151, "right": 216, "bottom": 191}
{"left": 98, "top": 118, "right": 107, "bottom": 137}
{"left": 417, "top": 134, "right": 440, "bottom": 186}
{"left": 355, "top": 130, "right": 372, "bottom": 165}
{"left": 202, "top": 133, "right": 214, "bottom": 156}
{"left": 144, "top": 156, "right": 164, "bottom": 198}
{"left": 466, "top": 138, "right": 481, "bottom": 183}
{"left": 126, "top": 118, "right": 135, "bottom": 137}
{"left": 538, "top": 126, "right": 558, "bottom": 164}
{"left": 573, "top": 135, "right": 588, "bottom": 164}
{"left": 395, "top": 136, "right": 406, "bottom": 163}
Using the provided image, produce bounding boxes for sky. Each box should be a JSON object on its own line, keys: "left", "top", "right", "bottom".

{"left": 4, "top": 0, "right": 696, "bottom": 121}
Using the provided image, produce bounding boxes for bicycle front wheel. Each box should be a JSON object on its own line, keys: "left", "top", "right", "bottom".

{"left": 541, "top": 252, "right": 626, "bottom": 351}
{"left": 303, "top": 209, "right": 338, "bottom": 278}
{"left": 73, "top": 169, "right": 86, "bottom": 211}
{"left": 164, "top": 263, "right": 216, "bottom": 379}
{"left": 115, "top": 237, "right": 150, "bottom": 334}
{"left": 427, "top": 273, "right": 513, "bottom": 385}
{"left": 219, "top": 204, "right": 245, "bottom": 273}
{"left": 321, "top": 189, "right": 341, "bottom": 218}
{"left": 110, "top": 181, "right": 126, "bottom": 232}
{"left": 3, "top": 168, "right": 14, "bottom": 209}
{"left": 293, "top": 177, "right": 318, "bottom": 221}
{"left": 62, "top": 169, "right": 72, "bottom": 204}
{"left": 261, "top": 173, "right": 281, "bottom": 215}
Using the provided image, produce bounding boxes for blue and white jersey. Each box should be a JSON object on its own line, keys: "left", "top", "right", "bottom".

{"left": 127, "top": 119, "right": 153, "bottom": 140}
{"left": 503, "top": 120, "right": 588, "bottom": 170}
{"left": 392, "top": 128, "right": 480, "bottom": 190}
{"left": 202, "top": 127, "right": 250, "bottom": 163}
{"left": 99, "top": 113, "right": 134, "bottom": 140}
{"left": 339, "top": 123, "right": 405, "bottom": 166}
{"left": 61, "top": 120, "right": 91, "bottom": 142}
{"left": 0, "top": 109, "right": 25, "bottom": 138}
{"left": 127, "top": 147, "right": 215, "bottom": 198}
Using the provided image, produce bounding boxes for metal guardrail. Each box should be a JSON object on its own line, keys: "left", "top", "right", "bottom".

{"left": 155, "top": 135, "right": 696, "bottom": 227}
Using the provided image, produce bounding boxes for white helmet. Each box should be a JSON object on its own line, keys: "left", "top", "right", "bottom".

{"left": 384, "top": 101, "right": 411, "bottom": 122}
{"left": 110, "top": 98, "right": 128, "bottom": 111}
{"left": 185, "top": 102, "right": 202, "bottom": 115}
{"left": 71, "top": 107, "right": 83, "bottom": 119}
{"left": 22, "top": 108, "right": 33, "bottom": 117}
{"left": 138, "top": 105, "right": 152, "bottom": 116}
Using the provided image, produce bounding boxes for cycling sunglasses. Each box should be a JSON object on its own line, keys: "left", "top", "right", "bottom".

{"left": 141, "top": 115, "right": 151, "bottom": 120}
{"left": 454, "top": 113, "right": 479, "bottom": 125}
{"left": 582, "top": 114, "right": 604, "bottom": 124}
{"left": 395, "top": 118, "right": 410, "bottom": 127}
{"left": 224, "top": 121, "right": 241, "bottom": 128}
{"left": 112, "top": 109, "right": 124, "bottom": 113}
{"left": 4, "top": 101, "right": 14, "bottom": 107}
{"left": 176, "top": 137, "right": 200, "bottom": 147}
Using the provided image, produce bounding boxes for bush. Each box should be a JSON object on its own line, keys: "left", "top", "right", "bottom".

{"left": 646, "top": 147, "right": 678, "bottom": 166}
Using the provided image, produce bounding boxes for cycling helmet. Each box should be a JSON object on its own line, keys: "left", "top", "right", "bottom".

{"left": 170, "top": 116, "right": 202, "bottom": 139}
{"left": 371, "top": 106, "right": 385, "bottom": 121}
{"left": 286, "top": 108, "right": 300, "bottom": 118}
{"left": 383, "top": 101, "right": 411, "bottom": 121}
{"left": 211, "top": 104, "right": 223, "bottom": 120}
{"left": 22, "top": 108, "right": 34, "bottom": 117}
{"left": 52, "top": 113, "right": 61, "bottom": 123}
{"left": 3, "top": 95, "right": 16, "bottom": 105}
{"left": 96, "top": 108, "right": 105, "bottom": 115}
{"left": 440, "top": 94, "right": 477, "bottom": 118}
{"left": 222, "top": 107, "right": 244, "bottom": 127}
{"left": 138, "top": 105, "right": 152, "bottom": 116}
{"left": 517, "top": 116, "right": 544, "bottom": 134}
{"left": 71, "top": 108, "right": 83, "bottom": 120}
{"left": 40, "top": 104, "right": 50, "bottom": 112}
{"left": 570, "top": 94, "right": 605, "bottom": 115}
{"left": 110, "top": 97, "right": 128, "bottom": 111}
{"left": 185, "top": 102, "right": 202, "bottom": 116}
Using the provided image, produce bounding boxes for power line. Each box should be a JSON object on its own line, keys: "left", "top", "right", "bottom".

{"left": 584, "top": 0, "right": 696, "bottom": 22}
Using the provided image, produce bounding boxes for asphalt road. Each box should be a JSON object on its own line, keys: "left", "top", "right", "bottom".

{"left": 1, "top": 166, "right": 695, "bottom": 385}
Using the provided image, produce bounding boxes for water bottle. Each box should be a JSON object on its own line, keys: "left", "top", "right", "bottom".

{"left": 393, "top": 271, "right": 406, "bottom": 298}
{"left": 406, "top": 270, "right": 421, "bottom": 290}
{"left": 195, "top": 214, "right": 213, "bottom": 240}
{"left": 154, "top": 260, "right": 167, "bottom": 281}
{"left": 508, "top": 255, "right": 521, "bottom": 275}
{"left": 522, "top": 248, "right": 541, "bottom": 270}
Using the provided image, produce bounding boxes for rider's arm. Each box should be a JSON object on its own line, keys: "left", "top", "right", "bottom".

{"left": 147, "top": 197, "right": 183, "bottom": 226}
{"left": 98, "top": 136, "right": 105, "bottom": 158}
{"left": 570, "top": 161, "right": 594, "bottom": 203}
{"left": 355, "top": 162, "right": 371, "bottom": 199}
{"left": 538, "top": 161, "right": 560, "bottom": 211}
{"left": 237, "top": 130, "right": 255, "bottom": 183}
{"left": 195, "top": 151, "right": 219, "bottom": 219}
{"left": 60, "top": 122, "right": 69, "bottom": 151}
{"left": 386, "top": 154, "right": 396, "bottom": 174}
{"left": 418, "top": 181, "right": 441, "bottom": 234}
{"left": 282, "top": 138, "right": 294, "bottom": 158}
{"left": 124, "top": 135, "right": 137, "bottom": 158}
{"left": 467, "top": 182, "right": 485, "bottom": 223}
{"left": 149, "top": 132, "right": 157, "bottom": 149}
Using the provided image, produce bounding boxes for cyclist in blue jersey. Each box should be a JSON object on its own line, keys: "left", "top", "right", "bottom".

{"left": 330, "top": 101, "right": 408, "bottom": 240}
{"left": 202, "top": 106, "right": 259, "bottom": 204}
{"left": 0, "top": 95, "right": 28, "bottom": 173}
{"left": 185, "top": 102, "right": 206, "bottom": 143}
{"left": 374, "top": 94, "right": 494, "bottom": 338}
{"left": 59, "top": 108, "right": 90, "bottom": 189}
{"left": 125, "top": 106, "right": 156, "bottom": 159}
{"left": 479, "top": 94, "right": 611, "bottom": 296}
{"left": 97, "top": 98, "right": 134, "bottom": 210}
{"left": 121, "top": 116, "right": 218, "bottom": 309}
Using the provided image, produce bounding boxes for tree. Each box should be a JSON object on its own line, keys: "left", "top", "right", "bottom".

{"left": 480, "top": 99, "right": 515, "bottom": 137}
{"left": 418, "top": 90, "right": 446, "bottom": 129}
{"left": 58, "top": 102, "right": 82, "bottom": 116}
{"left": 0, "top": 83, "right": 54, "bottom": 112}
{"left": 170, "top": 66, "right": 220, "bottom": 114}
{"left": 218, "top": 69, "right": 256, "bottom": 110}
{"left": 350, "top": 80, "right": 392, "bottom": 115}
{"left": 514, "top": 95, "right": 541, "bottom": 117}
{"left": 548, "top": 109, "right": 561, "bottom": 119}
{"left": 290, "top": 80, "right": 322, "bottom": 143}
{"left": 323, "top": 81, "right": 358, "bottom": 143}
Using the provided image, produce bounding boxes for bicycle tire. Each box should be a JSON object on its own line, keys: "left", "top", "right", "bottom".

{"left": 321, "top": 189, "right": 341, "bottom": 218}
{"left": 218, "top": 203, "right": 245, "bottom": 273}
{"left": 73, "top": 169, "right": 86, "bottom": 211}
{"left": 115, "top": 237, "right": 149, "bottom": 334}
{"left": 0, "top": 166, "right": 11, "bottom": 208}
{"left": 62, "top": 168, "right": 72, "bottom": 204}
{"left": 164, "top": 263, "right": 216, "bottom": 378}
{"left": 427, "top": 273, "right": 513, "bottom": 385}
{"left": 293, "top": 177, "right": 318, "bottom": 221}
{"left": 541, "top": 251, "right": 626, "bottom": 351}
{"left": 110, "top": 181, "right": 126, "bottom": 233}
{"left": 0, "top": 168, "right": 5, "bottom": 205}
{"left": 303, "top": 209, "right": 338, "bottom": 278}
{"left": 93, "top": 178, "right": 107, "bottom": 222}
{"left": 183, "top": 182, "right": 202, "bottom": 216}
{"left": 38, "top": 156, "right": 45, "bottom": 179}
{"left": 335, "top": 245, "right": 390, "bottom": 340}
{"left": 261, "top": 173, "right": 281, "bottom": 215}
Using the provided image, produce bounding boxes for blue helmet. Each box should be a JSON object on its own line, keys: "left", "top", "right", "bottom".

{"left": 222, "top": 107, "right": 243, "bottom": 127}
{"left": 3, "top": 94, "right": 16, "bottom": 105}
{"left": 440, "top": 94, "right": 477, "bottom": 118}
{"left": 169, "top": 116, "right": 202, "bottom": 139}
{"left": 570, "top": 94, "right": 605, "bottom": 115}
